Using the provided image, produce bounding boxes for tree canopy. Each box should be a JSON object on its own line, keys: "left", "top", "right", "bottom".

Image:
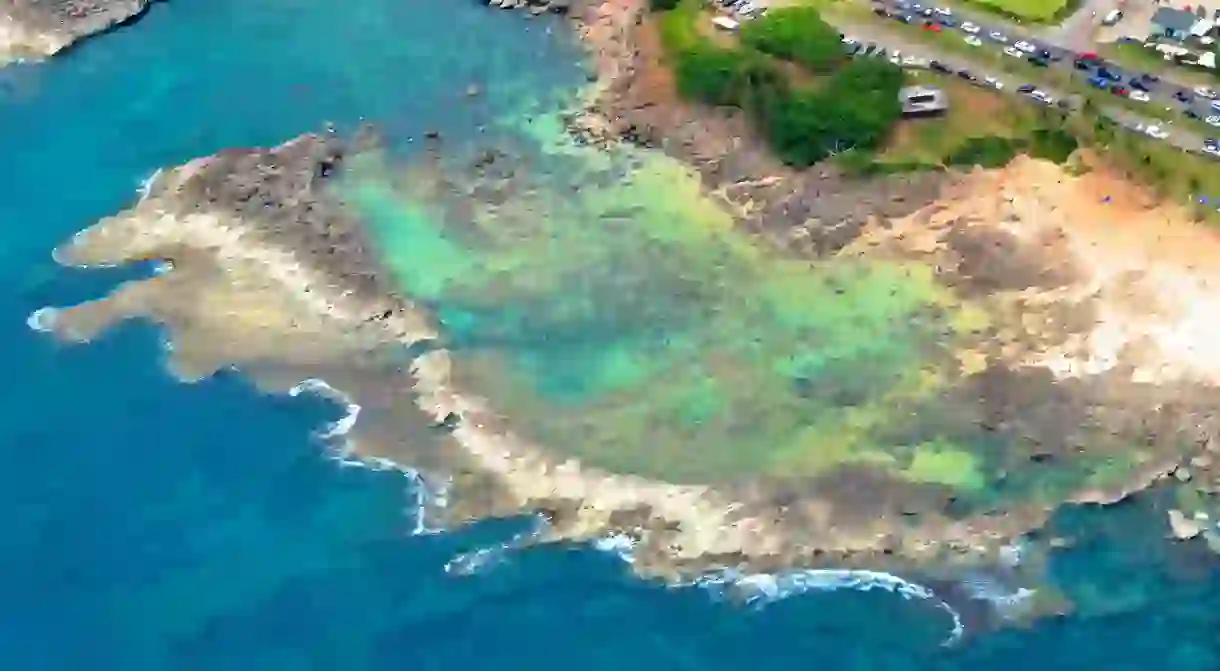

{"left": 739, "top": 6, "right": 845, "bottom": 73}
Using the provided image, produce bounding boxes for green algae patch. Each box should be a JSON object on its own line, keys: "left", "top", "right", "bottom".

{"left": 902, "top": 441, "right": 986, "bottom": 491}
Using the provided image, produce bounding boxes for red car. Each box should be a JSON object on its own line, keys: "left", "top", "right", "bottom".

{"left": 1110, "top": 86, "right": 1129, "bottom": 96}
{"left": 923, "top": 22, "right": 941, "bottom": 31}
{"left": 1078, "top": 51, "right": 1099, "bottom": 61}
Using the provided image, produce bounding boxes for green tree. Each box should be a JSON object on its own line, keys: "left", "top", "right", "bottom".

{"left": 739, "top": 6, "right": 844, "bottom": 73}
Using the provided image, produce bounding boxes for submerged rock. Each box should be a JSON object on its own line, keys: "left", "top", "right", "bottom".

{"left": 1169, "top": 510, "right": 1203, "bottom": 540}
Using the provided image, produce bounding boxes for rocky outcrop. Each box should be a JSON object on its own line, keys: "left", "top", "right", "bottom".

{"left": 1, "top": 0, "right": 156, "bottom": 64}
{"left": 482, "top": 0, "right": 577, "bottom": 16}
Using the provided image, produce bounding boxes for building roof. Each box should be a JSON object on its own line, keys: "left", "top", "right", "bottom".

{"left": 1152, "top": 7, "right": 1198, "bottom": 32}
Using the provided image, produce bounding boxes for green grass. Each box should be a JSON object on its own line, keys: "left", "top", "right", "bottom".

{"left": 959, "top": 0, "right": 1076, "bottom": 23}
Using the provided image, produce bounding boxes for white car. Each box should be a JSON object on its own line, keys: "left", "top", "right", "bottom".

{"left": 1004, "top": 46, "right": 1024, "bottom": 58}
{"left": 1129, "top": 90, "right": 1150, "bottom": 102}
{"left": 964, "top": 35, "right": 983, "bottom": 47}
{"left": 1194, "top": 86, "right": 1217, "bottom": 98}
{"left": 1029, "top": 90, "right": 1054, "bottom": 105}
{"left": 902, "top": 56, "right": 929, "bottom": 68}
{"left": 842, "top": 34, "right": 856, "bottom": 44}
{"left": 1206, "top": 115, "right": 1220, "bottom": 127}
{"left": 961, "top": 21, "right": 980, "bottom": 33}
{"left": 1203, "top": 143, "right": 1220, "bottom": 157}
{"left": 1144, "top": 124, "right": 1170, "bottom": 140}
{"left": 934, "top": 6, "right": 952, "bottom": 15}
{"left": 984, "top": 76, "right": 1003, "bottom": 90}
{"left": 990, "top": 31, "right": 1007, "bottom": 42}
{"left": 1013, "top": 40, "right": 1036, "bottom": 53}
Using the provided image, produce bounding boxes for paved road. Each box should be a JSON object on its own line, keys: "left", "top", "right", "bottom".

{"left": 864, "top": 2, "right": 1220, "bottom": 139}
{"left": 836, "top": 17, "right": 1213, "bottom": 153}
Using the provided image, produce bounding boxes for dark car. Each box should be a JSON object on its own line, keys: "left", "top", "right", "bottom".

{"left": 874, "top": 6, "right": 890, "bottom": 16}
{"left": 1028, "top": 56, "right": 1049, "bottom": 67}
{"left": 930, "top": 60, "right": 951, "bottom": 73}
{"left": 1129, "top": 78, "right": 1149, "bottom": 91}
{"left": 898, "top": 13, "right": 914, "bottom": 22}
{"left": 939, "top": 17, "right": 958, "bottom": 27}
{"left": 1176, "top": 90, "right": 1193, "bottom": 103}
{"left": 1088, "top": 75, "right": 1109, "bottom": 89}
{"left": 1187, "top": 109, "right": 1202, "bottom": 120}
{"left": 1017, "top": 84, "right": 1036, "bottom": 93}
{"left": 957, "top": 68, "right": 977, "bottom": 81}
{"left": 1110, "top": 85, "right": 1129, "bottom": 96}
{"left": 1097, "top": 68, "right": 1121, "bottom": 81}
{"left": 1073, "top": 59, "right": 1093, "bottom": 71}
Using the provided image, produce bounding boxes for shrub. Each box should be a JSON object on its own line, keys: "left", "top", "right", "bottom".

{"left": 944, "top": 136, "right": 1021, "bottom": 168}
{"left": 649, "top": 0, "right": 681, "bottom": 11}
{"left": 739, "top": 6, "right": 844, "bottom": 73}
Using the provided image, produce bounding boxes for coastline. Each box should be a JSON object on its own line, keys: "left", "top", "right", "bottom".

{"left": 30, "top": 0, "right": 1220, "bottom": 628}
{"left": 1, "top": 0, "right": 155, "bottom": 65}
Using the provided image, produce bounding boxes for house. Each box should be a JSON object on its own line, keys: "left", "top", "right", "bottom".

{"left": 899, "top": 86, "right": 948, "bottom": 116}
{"left": 1151, "top": 7, "right": 1199, "bottom": 42}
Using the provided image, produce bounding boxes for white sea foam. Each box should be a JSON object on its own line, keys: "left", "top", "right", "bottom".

{"left": 589, "top": 534, "right": 964, "bottom": 644}
{"left": 137, "top": 168, "right": 163, "bottom": 203}
{"left": 25, "top": 307, "right": 58, "bottom": 333}
{"left": 289, "top": 378, "right": 362, "bottom": 440}
{"left": 957, "top": 573, "right": 1037, "bottom": 620}
{"left": 444, "top": 515, "right": 550, "bottom": 577}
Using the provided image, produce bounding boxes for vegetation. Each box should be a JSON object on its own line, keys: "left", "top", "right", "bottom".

{"left": 657, "top": 1, "right": 904, "bottom": 168}
{"left": 958, "top": 0, "right": 1076, "bottom": 23}
{"left": 739, "top": 6, "right": 845, "bottom": 73}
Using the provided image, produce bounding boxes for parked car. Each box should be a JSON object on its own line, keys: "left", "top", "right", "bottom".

{"left": 1211, "top": 98, "right": 1220, "bottom": 111}
{"left": 989, "top": 31, "right": 1007, "bottom": 42}
{"left": 1129, "top": 90, "right": 1150, "bottom": 102}
{"left": 1143, "top": 124, "right": 1169, "bottom": 140}
{"left": 874, "top": 6, "right": 890, "bottom": 16}
{"left": 1207, "top": 116, "right": 1220, "bottom": 127}
{"left": 939, "top": 17, "right": 958, "bottom": 27}
{"left": 1176, "top": 90, "right": 1194, "bottom": 103}
{"left": 1195, "top": 86, "right": 1217, "bottom": 99}
{"left": 934, "top": 6, "right": 952, "bottom": 15}
{"left": 1088, "top": 75, "right": 1109, "bottom": 89}
{"left": 961, "top": 21, "right": 980, "bottom": 33}
{"left": 1014, "top": 40, "right": 1036, "bottom": 53}
{"left": 964, "top": 35, "right": 983, "bottom": 46}
{"left": 1028, "top": 56, "right": 1049, "bottom": 67}
{"left": 929, "top": 60, "right": 951, "bottom": 73}
{"left": 1004, "top": 46, "right": 1024, "bottom": 58}
{"left": 1110, "top": 85, "right": 1129, "bottom": 96}
{"left": 1203, "top": 142, "right": 1220, "bottom": 157}
{"left": 957, "top": 68, "right": 977, "bottom": 81}
{"left": 1096, "top": 68, "right": 1120, "bottom": 81}
{"left": 984, "top": 76, "right": 1004, "bottom": 90}
{"left": 1029, "top": 90, "right": 1053, "bottom": 105}
{"left": 1073, "top": 59, "right": 1093, "bottom": 71}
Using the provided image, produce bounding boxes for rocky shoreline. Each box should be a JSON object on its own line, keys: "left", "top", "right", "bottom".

{"left": 1, "top": 0, "right": 155, "bottom": 64}
{"left": 32, "top": 0, "right": 1220, "bottom": 624}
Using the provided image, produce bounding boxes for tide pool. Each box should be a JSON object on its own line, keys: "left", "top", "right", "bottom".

{"left": 1, "top": 0, "right": 1218, "bottom": 668}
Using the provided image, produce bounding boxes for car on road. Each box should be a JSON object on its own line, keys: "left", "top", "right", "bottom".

{"left": 1195, "top": 86, "right": 1217, "bottom": 99}
{"left": 923, "top": 21, "right": 942, "bottom": 32}
{"left": 957, "top": 68, "right": 977, "bottom": 81}
{"left": 874, "top": 6, "right": 890, "bottom": 16}
{"left": 1176, "top": 90, "right": 1194, "bottom": 103}
{"left": 1110, "top": 85, "right": 1129, "bottom": 97}
{"left": 1204, "top": 139, "right": 1220, "bottom": 157}
{"left": 989, "top": 31, "right": 1007, "bottom": 42}
{"left": 1017, "top": 84, "right": 1036, "bottom": 93}
{"left": 961, "top": 21, "right": 980, "bottom": 33}
{"left": 1211, "top": 99, "right": 1220, "bottom": 112}
{"left": 1013, "top": 40, "right": 1036, "bottom": 54}
{"left": 1207, "top": 116, "right": 1220, "bottom": 127}
{"left": 1096, "top": 68, "right": 1121, "bottom": 82}
{"left": 939, "top": 17, "right": 958, "bottom": 28}
{"left": 1143, "top": 124, "right": 1170, "bottom": 140}
{"left": 929, "top": 60, "right": 951, "bottom": 73}
{"left": 984, "top": 76, "right": 1003, "bottom": 90}
{"left": 964, "top": 35, "right": 983, "bottom": 46}
{"left": 1028, "top": 56, "right": 1049, "bottom": 67}
{"left": 1129, "top": 90, "right": 1150, "bottom": 102}
{"left": 1088, "top": 75, "right": 1110, "bottom": 89}
{"left": 934, "top": 6, "right": 952, "bottom": 15}
{"left": 1073, "top": 59, "right": 1093, "bottom": 71}
{"left": 1004, "top": 46, "right": 1024, "bottom": 58}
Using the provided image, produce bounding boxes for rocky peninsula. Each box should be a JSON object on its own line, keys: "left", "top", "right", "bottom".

{"left": 1, "top": 0, "right": 154, "bottom": 64}
{"left": 34, "top": 0, "right": 1220, "bottom": 625}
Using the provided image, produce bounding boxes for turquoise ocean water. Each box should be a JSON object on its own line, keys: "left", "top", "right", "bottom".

{"left": 1, "top": 0, "right": 1218, "bottom": 667}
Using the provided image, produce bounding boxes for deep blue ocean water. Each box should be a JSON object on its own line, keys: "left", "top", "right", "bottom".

{"left": 1, "top": 0, "right": 1218, "bottom": 668}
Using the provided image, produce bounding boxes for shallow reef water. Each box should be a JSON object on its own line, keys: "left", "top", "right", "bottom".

{"left": 2, "top": 0, "right": 1220, "bottom": 668}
